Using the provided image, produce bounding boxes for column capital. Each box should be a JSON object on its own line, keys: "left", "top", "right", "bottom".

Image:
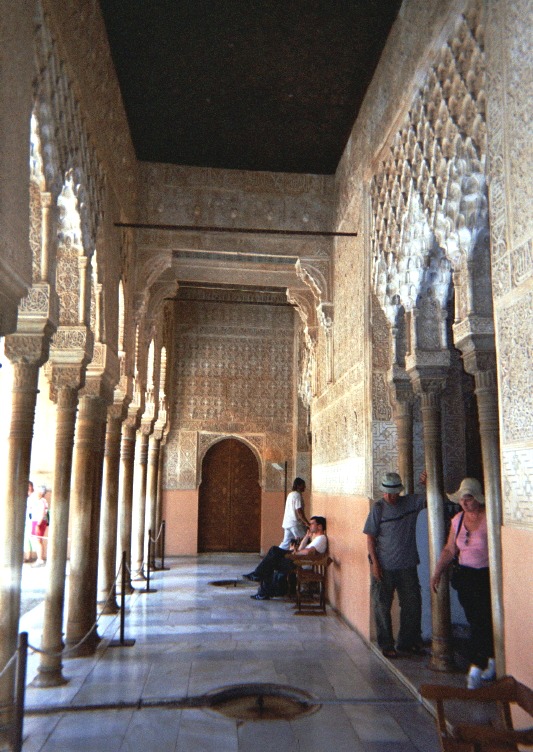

{"left": 46, "top": 365, "right": 86, "bottom": 403}
{"left": 406, "top": 351, "right": 450, "bottom": 397}
{"left": 17, "top": 283, "right": 59, "bottom": 333}
{"left": 139, "top": 420, "right": 154, "bottom": 437}
{"left": 107, "top": 402, "right": 128, "bottom": 422}
{"left": 452, "top": 315, "right": 496, "bottom": 378}
{"left": 3, "top": 331, "right": 52, "bottom": 366}
{"left": 387, "top": 365, "right": 414, "bottom": 405}
{"left": 79, "top": 343, "right": 120, "bottom": 406}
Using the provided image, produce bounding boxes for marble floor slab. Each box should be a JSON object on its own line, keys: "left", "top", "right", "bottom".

{"left": 16, "top": 554, "right": 441, "bottom": 751}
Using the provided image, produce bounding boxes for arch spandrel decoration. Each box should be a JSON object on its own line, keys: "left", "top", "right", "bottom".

{"left": 166, "top": 431, "right": 273, "bottom": 492}
{"left": 197, "top": 433, "right": 265, "bottom": 489}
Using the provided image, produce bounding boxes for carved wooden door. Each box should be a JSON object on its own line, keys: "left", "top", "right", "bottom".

{"left": 198, "top": 439, "right": 261, "bottom": 552}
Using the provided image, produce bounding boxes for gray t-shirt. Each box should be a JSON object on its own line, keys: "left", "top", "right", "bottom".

{"left": 363, "top": 494, "right": 425, "bottom": 570}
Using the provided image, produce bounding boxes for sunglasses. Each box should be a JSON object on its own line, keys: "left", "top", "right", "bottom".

{"left": 464, "top": 530, "right": 471, "bottom": 546}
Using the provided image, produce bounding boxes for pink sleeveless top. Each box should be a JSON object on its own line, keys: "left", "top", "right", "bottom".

{"left": 452, "top": 511, "right": 489, "bottom": 568}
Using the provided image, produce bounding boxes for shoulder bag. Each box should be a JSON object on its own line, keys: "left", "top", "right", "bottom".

{"left": 449, "top": 513, "right": 464, "bottom": 590}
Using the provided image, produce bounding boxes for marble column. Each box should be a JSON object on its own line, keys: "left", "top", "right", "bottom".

{"left": 454, "top": 316, "right": 505, "bottom": 676}
{"left": 117, "top": 418, "right": 137, "bottom": 593}
{"left": 472, "top": 366, "right": 505, "bottom": 675}
{"left": 33, "top": 385, "right": 78, "bottom": 686}
{"left": 145, "top": 433, "right": 161, "bottom": 569}
{"left": 65, "top": 395, "right": 107, "bottom": 657}
{"left": 0, "top": 360, "right": 40, "bottom": 718}
{"left": 97, "top": 405, "right": 125, "bottom": 614}
{"left": 155, "top": 439, "right": 165, "bottom": 560}
{"left": 131, "top": 428, "right": 150, "bottom": 581}
{"left": 419, "top": 388, "right": 455, "bottom": 671}
{"left": 388, "top": 373, "right": 415, "bottom": 494}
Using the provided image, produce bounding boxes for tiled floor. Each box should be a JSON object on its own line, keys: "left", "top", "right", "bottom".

{"left": 18, "top": 555, "right": 442, "bottom": 751}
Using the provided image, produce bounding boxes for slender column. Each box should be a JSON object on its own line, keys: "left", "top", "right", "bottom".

{"left": 88, "top": 412, "right": 107, "bottom": 619}
{"left": 131, "top": 428, "right": 150, "bottom": 581}
{"left": 393, "top": 400, "right": 414, "bottom": 494}
{"left": 155, "top": 440, "right": 165, "bottom": 559}
{"left": 97, "top": 406, "right": 124, "bottom": 614}
{"left": 65, "top": 395, "right": 107, "bottom": 657}
{"left": 145, "top": 433, "right": 161, "bottom": 569}
{"left": 389, "top": 358, "right": 415, "bottom": 494}
{"left": 473, "top": 368, "right": 505, "bottom": 675}
{"left": 419, "top": 388, "right": 455, "bottom": 671}
{"left": 117, "top": 419, "right": 137, "bottom": 592}
{"left": 33, "top": 386, "right": 78, "bottom": 686}
{"left": 0, "top": 362, "right": 40, "bottom": 720}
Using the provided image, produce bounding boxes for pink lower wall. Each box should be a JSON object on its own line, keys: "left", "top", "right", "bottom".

{"left": 311, "top": 493, "right": 372, "bottom": 639}
{"left": 162, "top": 489, "right": 199, "bottom": 555}
{"left": 162, "top": 488, "right": 285, "bottom": 555}
{"left": 261, "top": 491, "right": 285, "bottom": 553}
{"left": 502, "top": 526, "right": 533, "bottom": 687}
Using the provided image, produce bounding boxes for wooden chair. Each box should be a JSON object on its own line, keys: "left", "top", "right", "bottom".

{"left": 291, "top": 554, "right": 332, "bottom": 615}
{"left": 420, "top": 675, "right": 533, "bottom": 752}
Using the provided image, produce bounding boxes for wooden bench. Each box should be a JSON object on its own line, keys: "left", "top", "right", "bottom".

{"left": 420, "top": 675, "right": 533, "bottom": 752}
{"left": 291, "top": 554, "right": 332, "bottom": 615}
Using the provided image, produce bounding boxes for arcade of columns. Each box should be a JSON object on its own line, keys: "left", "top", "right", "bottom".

{"left": 1, "top": 0, "right": 532, "bottom": 735}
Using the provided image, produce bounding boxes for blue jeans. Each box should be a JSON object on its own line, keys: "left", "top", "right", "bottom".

{"left": 371, "top": 566, "right": 422, "bottom": 651}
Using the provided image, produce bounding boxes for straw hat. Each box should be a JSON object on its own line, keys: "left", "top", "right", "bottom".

{"left": 447, "top": 477, "right": 485, "bottom": 505}
{"left": 380, "top": 472, "right": 404, "bottom": 494}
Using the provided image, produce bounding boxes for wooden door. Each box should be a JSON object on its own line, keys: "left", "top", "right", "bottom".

{"left": 198, "top": 439, "right": 261, "bottom": 552}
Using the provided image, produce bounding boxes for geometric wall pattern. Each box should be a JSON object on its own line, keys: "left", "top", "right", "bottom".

{"left": 163, "top": 296, "right": 297, "bottom": 492}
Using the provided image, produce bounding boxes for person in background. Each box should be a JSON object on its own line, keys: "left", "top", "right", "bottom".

{"left": 30, "top": 484, "right": 48, "bottom": 567}
{"left": 364, "top": 470, "right": 427, "bottom": 658}
{"left": 24, "top": 481, "right": 37, "bottom": 562}
{"left": 279, "top": 477, "right": 310, "bottom": 550}
{"left": 431, "top": 477, "right": 495, "bottom": 689}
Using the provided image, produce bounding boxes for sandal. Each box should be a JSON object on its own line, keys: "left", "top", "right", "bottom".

{"left": 382, "top": 648, "right": 398, "bottom": 659}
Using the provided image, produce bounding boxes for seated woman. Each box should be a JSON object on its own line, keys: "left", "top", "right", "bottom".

{"left": 244, "top": 516, "right": 327, "bottom": 601}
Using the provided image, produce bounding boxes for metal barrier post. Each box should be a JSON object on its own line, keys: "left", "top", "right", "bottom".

{"left": 160, "top": 520, "right": 169, "bottom": 570}
{"left": 109, "top": 552, "right": 135, "bottom": 647}
{"left": 137, "top": 532, "right": 157, "bottom": 594}
{"left": 12, "top": 632, "right": 28, "bottom": 752}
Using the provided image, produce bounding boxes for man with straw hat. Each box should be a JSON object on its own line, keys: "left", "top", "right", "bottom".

{"left": 364, "top": 470, "right": 427, "bottom": 659}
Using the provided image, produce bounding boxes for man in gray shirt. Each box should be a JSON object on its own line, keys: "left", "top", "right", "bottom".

{"left": 364, "top": 471, "right": 427, "bottom": 658}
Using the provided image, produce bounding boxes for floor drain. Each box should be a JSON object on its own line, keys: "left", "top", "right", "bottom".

{"left": 205, "top": 683, "right": 320, "bottom": 721}
{"left": 208, "top": 579, "right": 248, "bottom": 588}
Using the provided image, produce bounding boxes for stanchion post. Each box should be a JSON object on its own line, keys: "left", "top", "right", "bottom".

{"left": 12, "top": 632, "right": 28, "bottom": 752}
{"left": 137, "top": 531, "right": 157, "bottom": 594}
{"left": 146, "top": 535, "right": 151, "bottom": 591}
{"left": 109, "top": 552, "right": 135, "bottom": 648}
{"left": 160, "top": 520, "right": 169, "bottom": 570}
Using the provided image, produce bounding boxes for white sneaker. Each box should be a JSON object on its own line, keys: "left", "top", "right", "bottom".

{"left": 481, "top": 658, "right": 496, "bottom": 681}
{"left": 467, "top": 665, "right": 483, "bottom": 689}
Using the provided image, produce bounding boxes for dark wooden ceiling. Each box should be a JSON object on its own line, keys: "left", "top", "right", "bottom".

{"left": 99, "top": 1, "right": 402, "bottom": 175}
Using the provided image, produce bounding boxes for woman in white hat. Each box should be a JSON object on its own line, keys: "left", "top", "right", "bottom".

{"left": 431, "top": 478, "right": 495, "bottom": 689}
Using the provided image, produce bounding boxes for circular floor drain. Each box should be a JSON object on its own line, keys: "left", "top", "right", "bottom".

{"left": 208, "top": 579, "right": 248, "bottom": 588}
{"left": 205, "top": 683, "right": 320, "bottom": 721}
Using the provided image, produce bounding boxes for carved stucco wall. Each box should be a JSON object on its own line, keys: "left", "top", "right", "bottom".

{"left": 41, "top": 0, "right": 137, "bottom": 218}
{"left": 311, "top": 205, "right": 368, "bottom": 496}
{"left": 486, "top": 0, "right": 533, "bottom": 529}
{"left": 163, "top": 294, "right": 298, "bottom": 493}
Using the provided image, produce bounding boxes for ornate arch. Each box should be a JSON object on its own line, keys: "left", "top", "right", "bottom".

{"left": 197, "top": 432, "right": 265, "bottom": 488}
{"left": 371, "top": 5, "right": 487, "bottom": 337}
